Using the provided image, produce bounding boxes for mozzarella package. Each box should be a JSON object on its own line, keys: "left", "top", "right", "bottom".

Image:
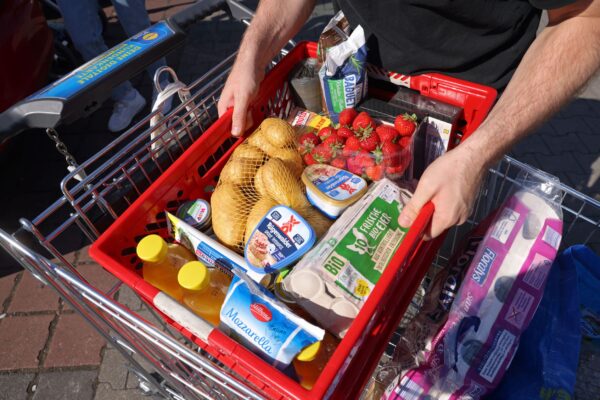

{"left": 384, "top": 182, "right": 564, "bottom": 400}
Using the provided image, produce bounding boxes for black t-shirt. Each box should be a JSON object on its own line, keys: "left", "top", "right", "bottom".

{"left": 337, "top": 0, "right": 576, "bottom": 90}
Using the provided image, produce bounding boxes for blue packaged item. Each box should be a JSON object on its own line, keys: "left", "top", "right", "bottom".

{"left": 490, "top": 246, "right": 583, "bottom": 400}
{"left": 319, "top": 21, "right": 367, "bottom": 123}
{"left": 220, "top": 271, "right": 324, "bottom": 369}
{"left": 244, "top": 206, "right": 315, "bottom": 274}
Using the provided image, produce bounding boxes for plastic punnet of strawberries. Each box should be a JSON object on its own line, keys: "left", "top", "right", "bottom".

{"left": 297, "top": 108, "right": 418, "bottom": 181}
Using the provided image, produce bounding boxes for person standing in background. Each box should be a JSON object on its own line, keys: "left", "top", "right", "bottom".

{"left": 57, "top": 0, "right": 167, "bottom": 132}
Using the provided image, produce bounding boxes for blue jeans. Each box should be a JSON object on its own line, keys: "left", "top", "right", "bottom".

{"left": 57, "top": 0, "right": 167, "bottom": 102}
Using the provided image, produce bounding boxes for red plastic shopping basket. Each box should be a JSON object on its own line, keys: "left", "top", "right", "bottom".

{"left": 90, "top": 41, "right": 496, "bottom": 399}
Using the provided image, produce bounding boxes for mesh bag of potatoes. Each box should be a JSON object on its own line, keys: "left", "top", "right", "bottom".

{"left": 211, "top": 118, "right": 332, "bottom": 253}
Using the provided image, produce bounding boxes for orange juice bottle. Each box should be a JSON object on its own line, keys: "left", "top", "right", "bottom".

{"left": 177, "top": 261, "right": 231, "bottom": 326}
{"left": 293, "top": 333, "right": 338, "bottom": 390}
{"left": 136, "top": 234, "right": 195, "bottom": 302}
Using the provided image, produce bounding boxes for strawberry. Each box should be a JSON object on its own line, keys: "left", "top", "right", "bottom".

{"left": 357, "top": 130, "right": 380, "bottom": 152}
{"left": 346, "top": 156, "right": 363, "bottom": 176}
{"left": 313, "top": 143, "right": 333, "bottom": 163}
{"left": 343, "top": 136, "right": 362, "bottom": 158}
{"left": 303, "top": 153, "right": 318, "bottom": 165}
{"left": 394, "top": 113, "right": 418, "bottom": 136}
{"left": 355, "top": 151, "right": 375, "bottom": 170}
{"left": 323, "top": 133, "right": 343, "bottom": 147}
{"left": 339, "top": 108, "right": 358, "bottom": 127}
{"left": 399, "top": 136, "right": 412, "bottom": 148}
{"left": 317, "top": 126, "right": 336, "bottom": 141}
{"left": 366, "top": 164, "right": 384, "bottom": 181}
{"left": 337, "top": 126, "right": 354, "bottom": 140}
{"left": 331, "top": 157, "right": 347, "bottom": 170}
{"left": 352, "top": 112, "right": 374, "bottom": 133}
{"left": 298, "top": 132, "right": 320, "bottom": 147}
{"left": 386, "top": 165, "right": 406, "bottom": 176}
{"left": 376, "top": 125, "right": 400, "bottom": 143}
{"left": 381, "top": 141, "right": 402, "bottom": 167}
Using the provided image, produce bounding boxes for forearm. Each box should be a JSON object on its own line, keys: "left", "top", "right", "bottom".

{"left": 236, "top": 0, "right": 316, "bottom": 74}
{"left": 461, "top": 4, "right": 600, "bottom": 168}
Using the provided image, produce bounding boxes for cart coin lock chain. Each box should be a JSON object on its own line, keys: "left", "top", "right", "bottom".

{"left": 46, "top": 127, "right": 87, "bottom": 182}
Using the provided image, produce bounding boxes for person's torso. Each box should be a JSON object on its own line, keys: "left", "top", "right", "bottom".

{"left": 337, "top": 0, "right": 542, "bottom": 90}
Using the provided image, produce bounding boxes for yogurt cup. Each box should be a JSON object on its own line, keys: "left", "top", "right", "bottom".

{"left": 301, "top": 164, "right": 367, "bottom": 219}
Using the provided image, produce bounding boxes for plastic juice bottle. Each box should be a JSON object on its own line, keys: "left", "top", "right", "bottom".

{"left": 293, "top": 333, "right": 338, "bottom": 390}
{"left": 136, "top": 234, "right": 195, "bottom": 302}
{"left": 177, "top": 261, "right": 231, "bottom": 326}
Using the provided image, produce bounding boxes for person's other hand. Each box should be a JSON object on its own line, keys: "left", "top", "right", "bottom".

{"left": 217, "top": 57, "right": 264, "bottom": 137}
{"left": 398, "top": 146, "right": 487, "bottom": 239}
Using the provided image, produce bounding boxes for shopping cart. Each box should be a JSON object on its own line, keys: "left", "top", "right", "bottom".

{"left": 1, "top": 1, "right": 599, "bottom": 399}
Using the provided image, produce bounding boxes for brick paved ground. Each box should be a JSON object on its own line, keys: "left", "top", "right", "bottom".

{"left": 0, "top": 1, "right": 599, "bottom": 399}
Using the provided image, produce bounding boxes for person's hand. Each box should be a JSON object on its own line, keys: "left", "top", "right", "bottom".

{"left": 398, "top": 145, "right": 488, "bottom": 239}
{"left": 217, "top": 56, "right": 264, "bottom": 137}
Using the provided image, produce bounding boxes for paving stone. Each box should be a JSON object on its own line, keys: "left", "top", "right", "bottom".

{"left": 94, "top": 383, "right": 150, "bottom": 400}
{"left": 534, "top": 152, "right": 586, "bottom": 176}
{"left": 7, "top": 270, "right": 60, "bottom": 313}
{"left": 542, "top": 132, "right": 592, "bottom": 156}
{"left": 98, "top": 348, "right": 129, "bottom": 390}
{"left": 576, "top": 131, "right": 600, "bottom": 155}
{"left": 0, "top": 314, "right": 54, "bottom": 370}
{"left": 549, "top": 116, "right": 594, "bottom": 136}
{"left": 511, "top": 133, "right": 553, "bottom": 157}
{"left": 44, "top": 313, "right": 105, "bottom": 368}
{"left": 0, "top": 372, "right": 34, "bottom": 400}
{"left": 126, "top": 370, "right": 141, "bottom": 389}
{"left": 32, "top": 370, "right": 97, "bottom": 400}
{"left": 117, "top": 285, "right": 143, "bottom": 311}
{"left": 0, "top": 272, "right": 18, "bottom": 310}
{"left": 75, "top": 262, "right": 119, "bottom": 293}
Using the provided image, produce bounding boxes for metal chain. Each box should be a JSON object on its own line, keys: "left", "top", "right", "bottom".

{"left": 46, "top": 127, "right": 79, "bottom": 169}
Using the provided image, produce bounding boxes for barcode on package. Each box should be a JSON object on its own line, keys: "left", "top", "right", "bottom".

{"left": 542, "top": 226, "right": 561, "bottom": 249}
{"left": 396, "top": 376, "right": 424, "bottom": 400}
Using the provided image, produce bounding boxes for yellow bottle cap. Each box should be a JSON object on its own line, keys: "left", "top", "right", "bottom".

{"left": 178, "top": 261, "right": 209, "bottom": 291}
{"left": 296, "top": 341, "right": 321, "bottom": 362}
{"left": 136, "top": 235, "right": 168, "bottom": 263}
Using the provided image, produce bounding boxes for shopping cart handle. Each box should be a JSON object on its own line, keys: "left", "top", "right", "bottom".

{"left": 0, "top": 0, "right": 232, "bottom": 143}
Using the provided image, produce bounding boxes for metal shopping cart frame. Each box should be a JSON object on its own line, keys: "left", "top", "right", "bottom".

{"left": 1, "top": 1, "right": 600, "bottom": 399}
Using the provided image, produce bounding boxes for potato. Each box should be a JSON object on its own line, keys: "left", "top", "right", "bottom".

{"left": 254, "top": 165, "right": 269, "bottom": 197}
{"left": 248, "top": 130, "right": 281, "bottom": 157}
{"left": 260, "top": 118, "right": 295, "bottom": 148}
{"left": 211, "top": 183, "right": 250, "bottom": 250}
{"left": 271, "top": 147, "right": 303, "bottom": 178}
{"left": 261, "top": 158, "right": 309, "bottom": 209}
{"left": 245, "top": 196, "right": 278, "bottom": 244}
{"left": 231, "top": 144, "right": 266, "bottom": 164}
{"left": 219, "top": 158, "right": 261, "bottom": 186}
{"left": 299, "top": 206, "right": 333, "bottom": 239}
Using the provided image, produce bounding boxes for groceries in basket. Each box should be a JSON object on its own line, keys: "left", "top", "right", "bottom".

{"left": 178, "top": 260, "right": 231, "bottom": 326}
{"left": 383, "top": 172, "right": 564, "bottom": 400}
{"left": 302, "top": 164, "right": 367, "bottom": 219}
{"left": 212, "top": 118, "right": 337, "bottom": 253}
{"left": 166, "top": 211, "right": 275, "bottom": 286}
{"left": 220, "top": 270, "right": 325, "bottom": 369}
{"left": 288, "top": 107, "right": 332, "bottom": 137}
{"left": 245, "top": 205, "right": 316, "bottom": 273}
{"left": 318, "top": 11, "right": 368, "bottom": 123}
{"left": 296, "top": 108, "right": 414, "bottom": 182}
{"left": 289, "top": 58, "right": 321, "bottom": 113}
{"left": 136, "top": 234, "right": 196, "bottom": 302}
{"left": 284, "top": 179, "right": 412, "bottom": 338}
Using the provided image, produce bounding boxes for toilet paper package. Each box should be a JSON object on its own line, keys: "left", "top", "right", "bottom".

{"left": 384, "top": 172, "right": 564, "bottom": 400}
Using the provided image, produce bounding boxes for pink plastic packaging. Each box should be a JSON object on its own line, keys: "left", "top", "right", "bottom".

{"left": 384, "top": 186, "right": 563, "bottom": 400}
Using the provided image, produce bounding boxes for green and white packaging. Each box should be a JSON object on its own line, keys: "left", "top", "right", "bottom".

{"left": 283, "top": 179, "right": 412, "bottom": 337}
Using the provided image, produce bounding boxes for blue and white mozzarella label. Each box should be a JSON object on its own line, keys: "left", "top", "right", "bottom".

{"left": 220, "top": 275, "right": 323, "bottom": 368}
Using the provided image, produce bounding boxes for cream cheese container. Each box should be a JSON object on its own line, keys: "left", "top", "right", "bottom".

{"left": 283, "top": 179, "right": 412, "bottom": 338}
{"left": 301, "top": 164, "right": 367, "bottom": 219}
{"left": 176, "top": 199, "right": 212, "bottom": 233}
